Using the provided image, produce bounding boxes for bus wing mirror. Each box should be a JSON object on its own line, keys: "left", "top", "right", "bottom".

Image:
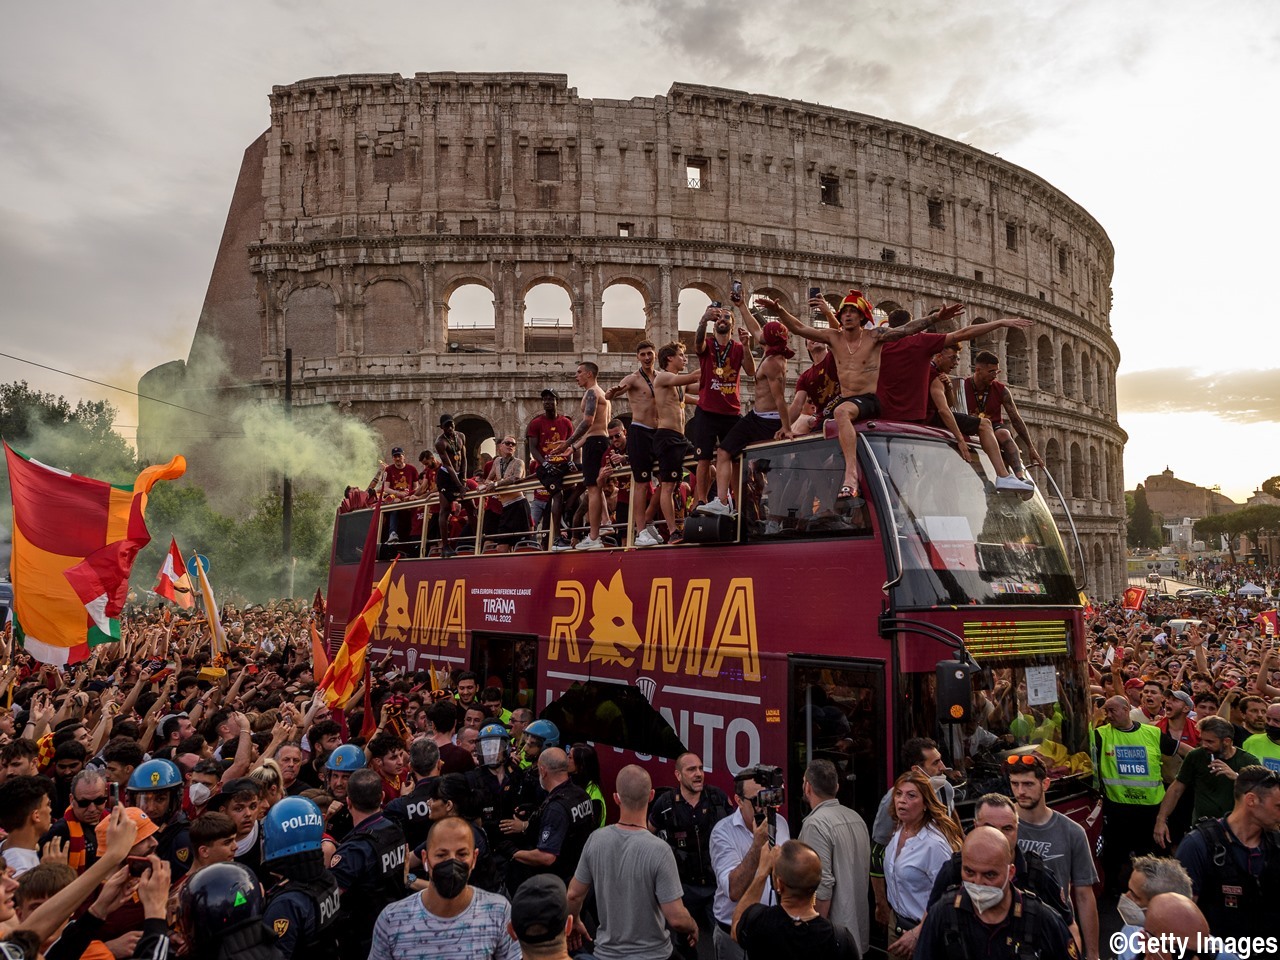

{"left": 936, "top": 659, "right": 978, "bottom": 724}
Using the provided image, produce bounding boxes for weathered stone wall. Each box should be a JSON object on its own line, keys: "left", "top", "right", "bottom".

{"left": 152, "top": 72, "right": 1127, "bottom": 596}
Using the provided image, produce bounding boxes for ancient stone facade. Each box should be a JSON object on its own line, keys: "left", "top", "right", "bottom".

{"left": 1135, "top": 468, "right": 1238, "bottom": 522}
{"left": 143, "top": 72, "right": 1127, "bottom": 597}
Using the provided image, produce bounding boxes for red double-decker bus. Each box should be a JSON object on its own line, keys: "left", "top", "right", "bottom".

{"left": 325, "top": 423, "right": 1094, "bottom": 832}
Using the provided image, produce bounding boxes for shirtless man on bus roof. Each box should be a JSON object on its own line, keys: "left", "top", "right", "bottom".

{"left": 755, "top": 291, "right": 964, "bottom": 506}
{"left": 651, "top": 341, "right": 701, "bottom": 546}
{"left": 550, "top": 361, "right": 612, "bottom": 550}
{"left": 605, "top": 340, "right": 662, "bottom": 547}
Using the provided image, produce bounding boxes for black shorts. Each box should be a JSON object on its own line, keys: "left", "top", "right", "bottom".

{"left": 581, "top": 436, "right": 609, "bottom": 488}
{"left": 832, "top": 394, "right": 880, "bottom": 421}
{"left": 719, "top": 411, "right": 781, "bottom": 458}
{"left": 653, "top": 429, "right": 691, "bottom": 483}
{"left": 689, "top": 409, "right": 741, "bottom": 461}
{"left": 437, "top": 472, "right": 464, "bottom": 502}
{"left": 495, "top": 498, "right": 532, "bottom": 539}
{"left": 627, "top": 423, "right": 656, "bottom": 482}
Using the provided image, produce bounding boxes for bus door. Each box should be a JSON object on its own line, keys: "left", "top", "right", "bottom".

{"left": 471, "top": 631, "right": 539, "bottom": 718}
{"left": 788, "top": 657, "right": 886, "bottom": 831}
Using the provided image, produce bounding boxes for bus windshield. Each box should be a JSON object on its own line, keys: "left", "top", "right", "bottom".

{"left": 865, "top": 434, "right": 1077, "bottom": 607}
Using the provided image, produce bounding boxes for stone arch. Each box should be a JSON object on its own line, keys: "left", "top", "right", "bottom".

{"left": 1037, "top": 334, "right": 1056, "bottom": 392}
{"left": 361, "top": 276, "right": 419, "bottom": 357}
{"left": 1060, "top": 343, "right": 1076, "bottom": 397}
{"left": 1089, "top": 443, "right": 1102, "bottom": 500}
{"left": 283, "top": 284, "right": 340, "bottom": 359}
{"left": 875, "top": 298, "right": 904, "bottom": 327}
{"left": 1044, "top": 437, "right": 1063, "bottom": 494}
{"left": 1069, "top": 440, "right": 1084, "bottom": 499}
{"left": 1080, "top": 351, "right": 1093, "bottom": 404}
{"left": 368, "top": 414, "right": 413, "bottom": 457}
{"left": 749, "top": 285, "right": 792, "bottom": 320}
{"left": 1096, "top": 360, "right": 1107, "bottom": 412}
{"left": 522, "top": 278, "right": 576, "bottom": 353}
{"left": 452, "top": 414, "right": 495, "bottom": 476}
{"left": 601, "top": 277, "right": 652, "bottom": 354}
{"left": 1092, "top": 540, "right": 1107, "bottom": 596}
{"left": 1005, "top": 327, "right": 1029, "bottom": 387}
{"left": 444, "top": 281, "right": 497, "bottom": 354}
{"left": 677, "top": 286, "right": 714, "bottom": 333}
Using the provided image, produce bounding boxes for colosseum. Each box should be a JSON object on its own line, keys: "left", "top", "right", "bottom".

{"left": 140, "top": 71, "right": 1127, "bottom": 597}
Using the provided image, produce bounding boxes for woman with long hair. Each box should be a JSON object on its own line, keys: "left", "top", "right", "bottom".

{"left": 882, "top": 769, "right": 962, "bottom": 957}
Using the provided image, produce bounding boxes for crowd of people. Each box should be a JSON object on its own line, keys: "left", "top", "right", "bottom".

{"left": 346, "top": 284, "right": 1045, "bottom": 555}
{"left": 0, "top": 575, "right": 1276, "bottom": 959}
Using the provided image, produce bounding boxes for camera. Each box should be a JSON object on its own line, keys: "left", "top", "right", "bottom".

{"left": 737, "top": 764, "right": 785, "bottom": 844}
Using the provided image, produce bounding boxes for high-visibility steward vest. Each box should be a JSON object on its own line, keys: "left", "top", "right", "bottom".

{"left": 1097, "top": 723, "right": 1165, "bottom": 805}
{"left": 1241, "top": 733, "right": 1280, "bottom": 773}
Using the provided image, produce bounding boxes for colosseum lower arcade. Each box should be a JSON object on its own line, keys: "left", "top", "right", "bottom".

{"left": 140, "top": 72, "right": 1127, "bottom": 598}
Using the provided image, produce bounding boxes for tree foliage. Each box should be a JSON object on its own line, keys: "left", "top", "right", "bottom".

{"left": 1194, "top": 504, "right": 1280, "bottom": 564}
{"left": 1127, "top": 484, "right": 1162, "bottom": 549}
{"left": 1263, "top": 475, "right": 1280, "bottom": 500}
{"left": 0, "top": 381, "right": 137, "bottom": 478}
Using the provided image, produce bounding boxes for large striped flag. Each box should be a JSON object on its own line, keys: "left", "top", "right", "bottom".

{"left": 5, "top": 444, "right": 186, "bottom": 665}
{"left": 194, "top": 559, "right": 228, "bottom": 657}
{"left": 320, "top": 558, "right": 397, "bottom": 707}
{"left": 154, "top": 538, "right": 195, "bottom": 610}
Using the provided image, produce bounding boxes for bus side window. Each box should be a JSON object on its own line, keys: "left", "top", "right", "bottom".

{"left": 745, "top": 440, "right": 872, "bottom": 541}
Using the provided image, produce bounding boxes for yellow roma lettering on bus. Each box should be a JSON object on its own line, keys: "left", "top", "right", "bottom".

{"left": 548, "top": 581, "right": 585, "bottom": 662}
{"left": 409, "top": 579, "right": 467, "bottom": 649}
{"left": 642, "top": 578, "right": 711, "bottom": 675}
{"left": 701, "top": 578, "right": 760, "bottom": 682}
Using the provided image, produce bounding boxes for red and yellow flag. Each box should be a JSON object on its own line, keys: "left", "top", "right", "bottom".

{"left": 1122, "top": 586, "right": 1147, "bottom": 611}
{"left": 309, "top": 617, "right": 330, "bottom": 680}
{"left": 5, "top": 444, "right": 185, "bottom": 665}
{"left": 155, "top": 538, "right": 195, "bottom": 609}
{"left": 320, "top": 559, "right": 396, "bottom": 707}
{"left": 1256, "top": 609, "right": 1277, "bottom": 636}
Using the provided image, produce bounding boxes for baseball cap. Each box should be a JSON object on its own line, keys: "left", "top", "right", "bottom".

{"left": 1124, "top": 678, "right": 1144, "bottom": 691}
{"left": 439, "top": 413, "right": 455, "bottom": 427}
{"left": 205, "top": 778, "right": 261, "bottom": 811}
{"left": 96, "top": 806, "right": 159, "bottom": 848}
{"left": 391, "top": 446, "right": 404, "bottom": 456}
{"left": 511, "top": 874, "right": 569, "bottom": 944}
{"left": 1169, "top": 690, "right": 1194, "bottom": 709}
{"left": 540, "top": 389, "right": 558, "bottom": 399}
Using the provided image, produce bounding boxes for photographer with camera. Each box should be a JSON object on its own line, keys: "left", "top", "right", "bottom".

{"left": 708, "top": 766, "right": 790, "bottom": 960}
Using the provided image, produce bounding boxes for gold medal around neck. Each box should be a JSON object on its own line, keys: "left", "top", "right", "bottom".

{"left": 715, "top": 366, "right": 726, "bottom": 378}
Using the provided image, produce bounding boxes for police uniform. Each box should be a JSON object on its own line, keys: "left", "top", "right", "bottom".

{"left": 913, "top": 885, "right": 1078, "bottom": 959}
{"left": 155, "top": 813, "right": 194, "bottom": 880}
{"left": 649, "top": 784, "right": 731, "bottom": 956}
{"left": 1176, "top": 815, "right": 1280, "bottom": 941}
{"left": 330, "top": 813, "right": 408, "bottom": 957}
{"left": 383, "top": 776, "right": 439, "bottom": 850}
{"left": 263, "top": 874, "right": 341, "bottom": 960}
{"left": 467, "top": 764, "right": 520, "bottom": 869}
{"left": 509, "top": 779, "right": 595, "bottom": 889}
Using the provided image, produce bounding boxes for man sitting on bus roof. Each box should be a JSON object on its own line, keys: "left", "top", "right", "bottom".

{"left": 958, "top": 350, "right": 1045, "bottom": 483}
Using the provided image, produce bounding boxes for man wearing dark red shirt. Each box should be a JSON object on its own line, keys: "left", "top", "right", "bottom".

{"left": 789, "top": 339, "right": 839, "bottom": 428}
{"left": 956, "top": 350, "right": 1045, "bottom": 481}
{"left": 382, "top": 447, "right": 419, "bottom": 543}
{"left": 526, "top": 389, "right": 575, "bottom": 548}
{"left": 690, "top": 304, "right": 755, "bottom": 506}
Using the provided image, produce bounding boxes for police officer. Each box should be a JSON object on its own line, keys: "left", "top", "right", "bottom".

{"left": 914, "top": 826, "right": 1077, "bottom": 959}
{"left": 128, "top": 758, "right": 193, "bottom": 879}
{"left": 648, "top": 751, "right": 731, "bottom": 960}
{"left": 384, "top": 738, "right": 441, "bottom": 850}
{"left": 320, "top": 743, "right": 364, "bottom": 847}
{"left": 178, "top": 861, "right": 283, "bottom": 960}
{"left": 506, "top": 747, "right": 595, "bottom": 891}
{"left": 468, "top": 723, "right": 520, "bottom": 887}
{"left": 329, "top": 768, "right": 408, "bottom": 958}
{"left": 508, "top": 718, "right": 558, "bottom": 822}
{"left": 1096, "top": 695, "right": 1164, "bottom": 896}
{"left": 261, "top": 797, "right": 340, "bottom": 960}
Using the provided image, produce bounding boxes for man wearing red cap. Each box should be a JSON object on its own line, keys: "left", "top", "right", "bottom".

{"left": 757, "top": 290, "right": 961, "bottom": 505}
{"left": 700, "top": 312, "right": 793, "bottom": 518}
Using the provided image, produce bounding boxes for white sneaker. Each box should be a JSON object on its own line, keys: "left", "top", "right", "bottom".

{"left": 635, "top": 529, "right": 662, "bottom": 547}
{"left": 644, "top": 524, "right": 662, "bottom": 541}
{"left": 574, "top": 536, "right": 605, "bottom": 551}
{"left": 698, "top": 498, "right": 735, "bottom": 517}
{"left": 764, "top": 520, "right": 782, "bottom": 535}
{"left": 995, "top": 474, "right": 1035, "bottom": 492}
{"left": 386, "top": 531, "right": 399, "bottom": 543}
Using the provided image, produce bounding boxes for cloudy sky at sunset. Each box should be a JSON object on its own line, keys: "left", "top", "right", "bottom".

{"left": 1, "top": 0, "right": 1276, "bottom": 500}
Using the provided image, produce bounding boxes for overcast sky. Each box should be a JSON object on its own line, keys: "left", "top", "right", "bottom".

{"left": 2, "top": 0, "right": 1277, "bottom": 501}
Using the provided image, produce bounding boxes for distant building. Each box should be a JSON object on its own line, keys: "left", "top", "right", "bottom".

{"left": 1132, "top": 467, "right": 1237, "bottom": 521}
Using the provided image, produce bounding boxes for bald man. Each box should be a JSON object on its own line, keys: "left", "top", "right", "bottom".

{"left": 913, "top": 826, "right": 1076, "bottom": 959}
{"left": 507, "top": 748, "right": 596, "bottom": 889}
{"left": 567, "top": 764, "right": 697, "bottom": 960}
{"left": 731, "top": 839, "right": 859, "bottom": 959}
{"left": 1139, "top": 893, "right": 1218, "bottom": 960}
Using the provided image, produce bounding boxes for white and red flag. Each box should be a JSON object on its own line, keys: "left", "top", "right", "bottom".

{"left": 155, "top": 538, "right": 195, "bottom": 610}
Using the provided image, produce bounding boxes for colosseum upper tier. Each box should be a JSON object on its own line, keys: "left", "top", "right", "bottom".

{"left": 141, "top": 71, "right": 1127, "bottom": 597}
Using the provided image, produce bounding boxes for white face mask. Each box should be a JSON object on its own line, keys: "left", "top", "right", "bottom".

{"left": 963, "top": 880, "right": 1006, "bottom": 913}
{"left": 1117, "top": 892, "right": 1146, "bottom": 927}
{"left": 188, "top": 782, "right": 212, "bottom": 806}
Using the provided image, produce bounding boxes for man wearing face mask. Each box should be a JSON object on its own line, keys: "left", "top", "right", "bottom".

{"left": 370, "top": 815, "right": 520, "bottom": 960}
{"left": 1240, "top": 701, "right": 1280, "bottom": 773}
{"left": 912, "top": 826, "right": 1076, "bottom": 959}
{"left": 1113, "top": 855, "right": 1193, "bottom": 960}
{"left": 329, "top": 769, "right": 408, "bottom": 959}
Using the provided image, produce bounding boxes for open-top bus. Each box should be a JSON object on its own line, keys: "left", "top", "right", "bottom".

{"left": 325, "top": 422, "right": 1095, "bottom": 833}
